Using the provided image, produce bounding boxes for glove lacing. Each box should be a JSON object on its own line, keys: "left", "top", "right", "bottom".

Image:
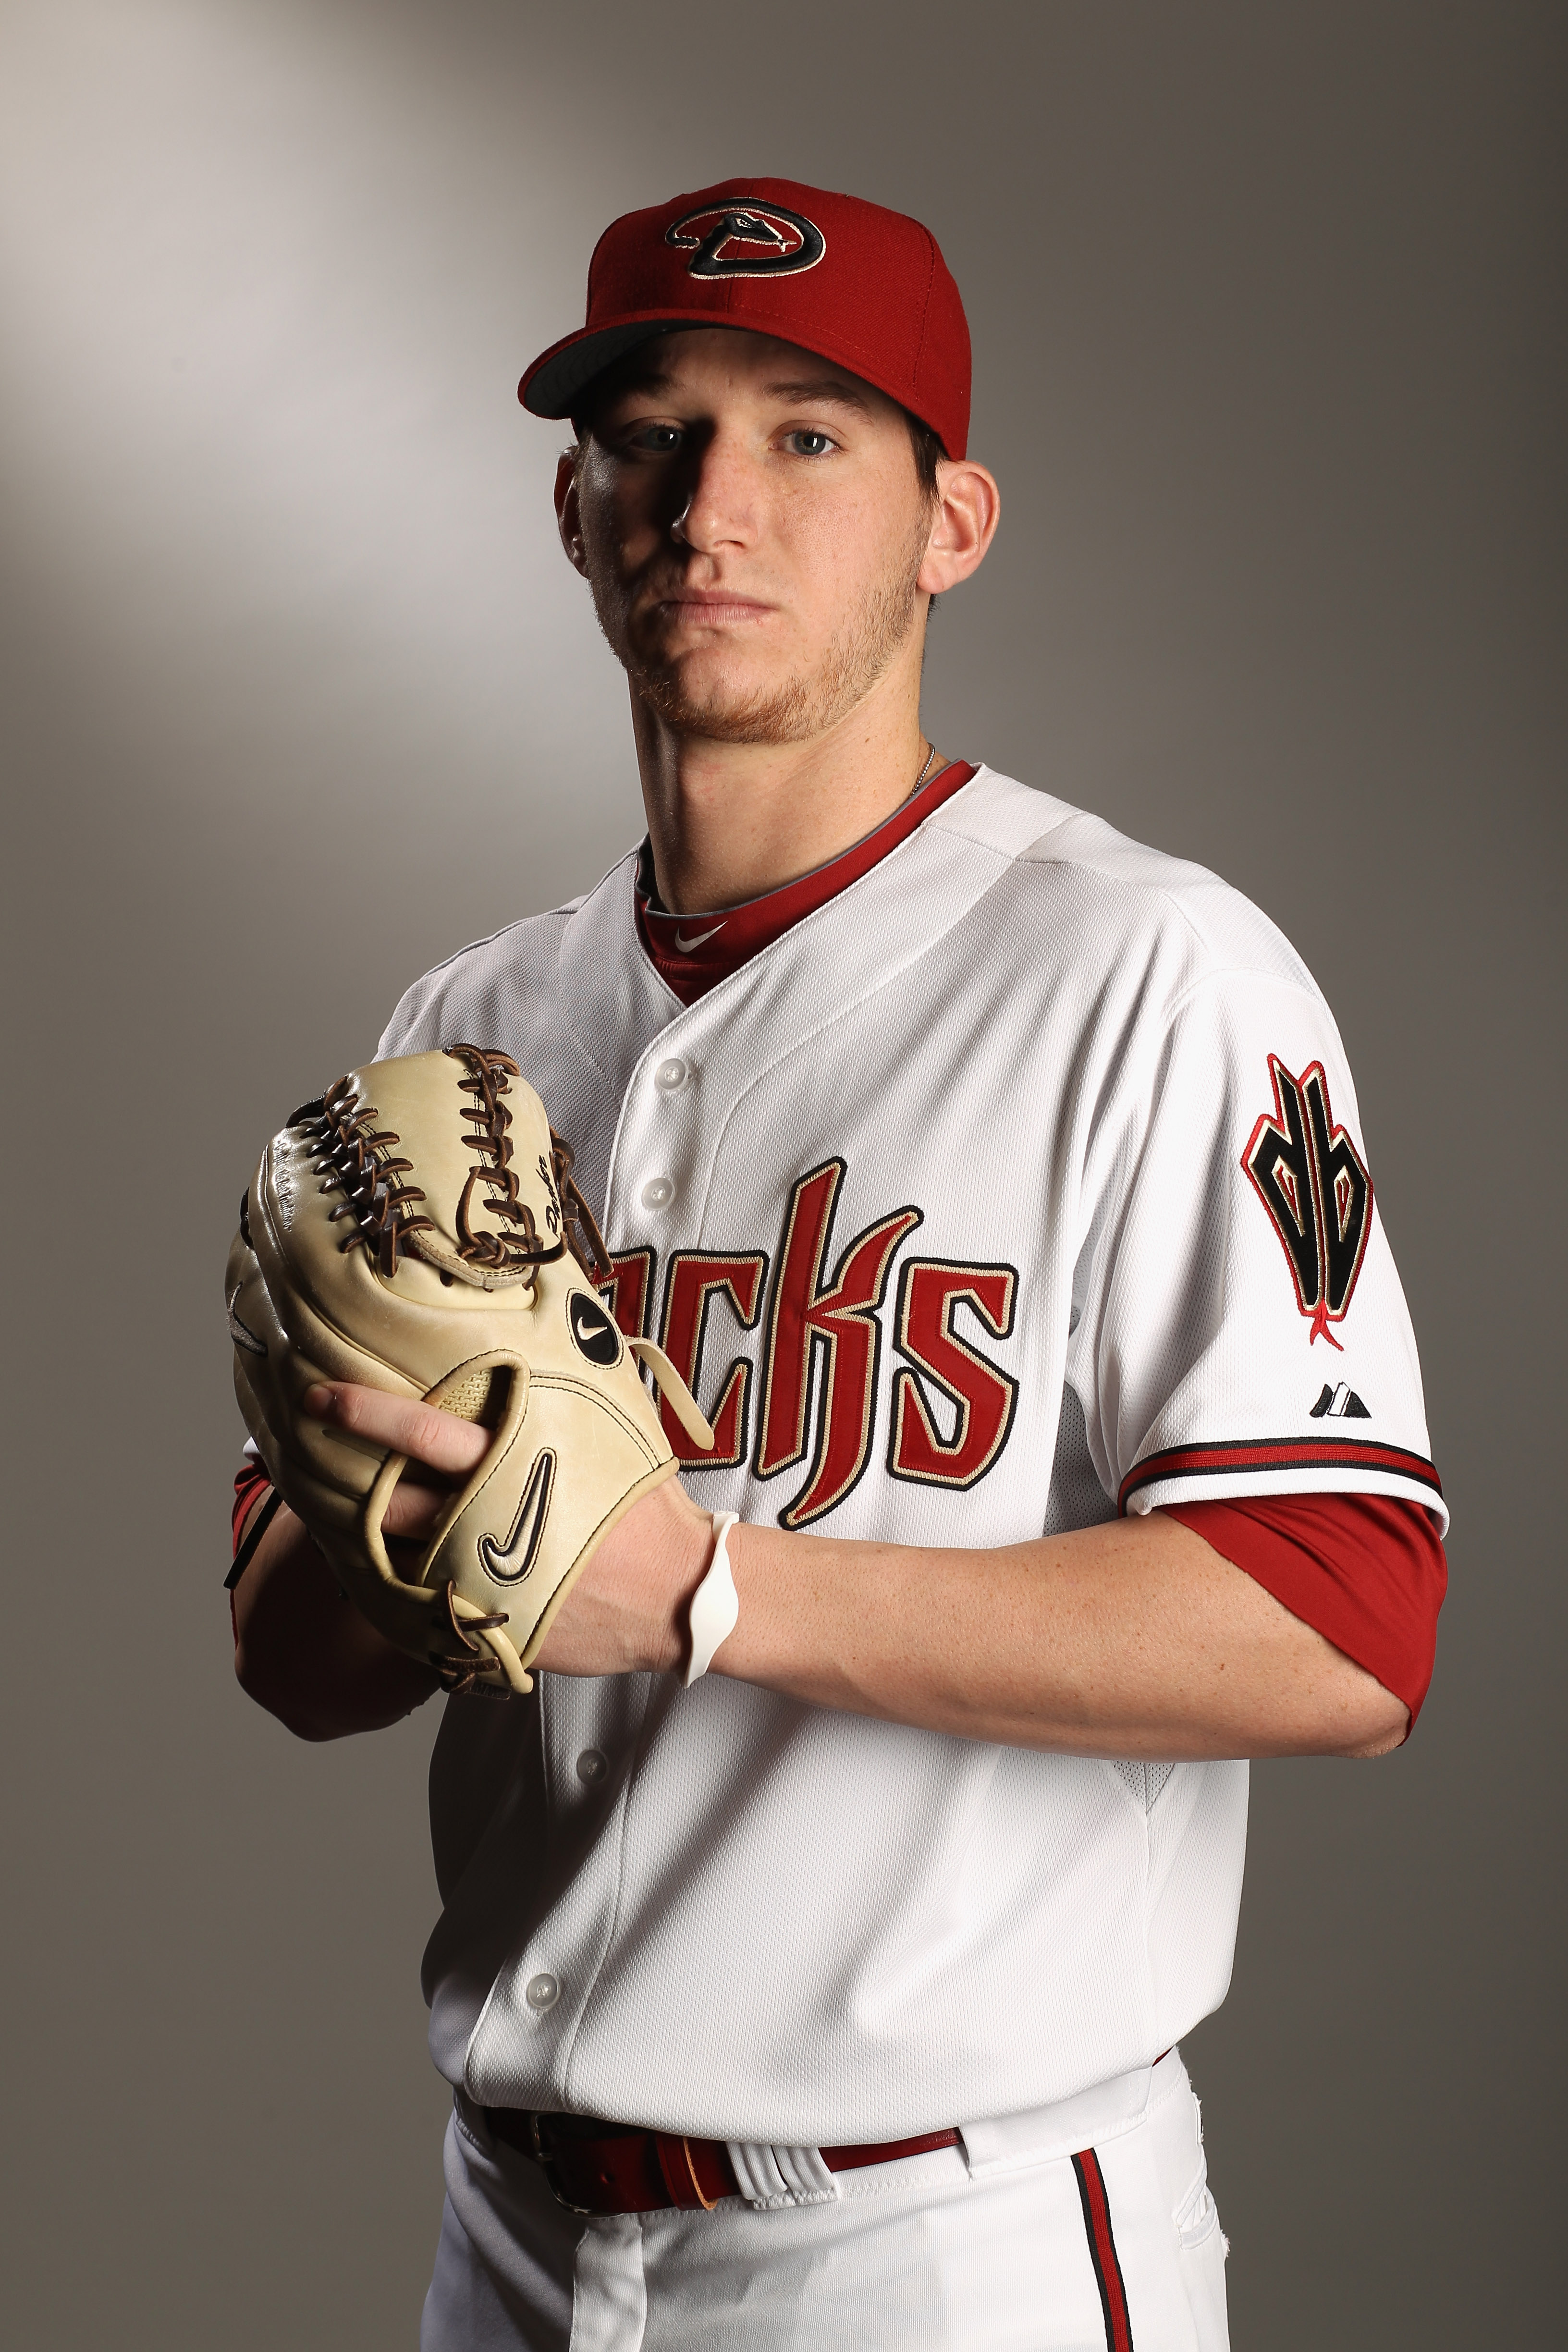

{"left": 296, "top": 1045, "right": 612, "bottom": 1287}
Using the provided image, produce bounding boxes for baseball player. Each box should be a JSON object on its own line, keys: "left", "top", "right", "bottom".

{"left": 228, "top": 180, "right": 1447, "bottom": 2351}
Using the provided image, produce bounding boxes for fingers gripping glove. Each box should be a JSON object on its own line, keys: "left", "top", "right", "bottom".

{"left": 225, "top": 1045, "right": 713, "bottom": 1697}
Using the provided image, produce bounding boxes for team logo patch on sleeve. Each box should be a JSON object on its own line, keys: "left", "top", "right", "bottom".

{"left": 1242, "top": 1056, "right": 1373, "bottom": 1348}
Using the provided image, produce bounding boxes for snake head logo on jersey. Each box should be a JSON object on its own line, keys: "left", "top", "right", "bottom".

{"left": 665, "top": 201, "right": 826, "bottom": 279}
{"left": 1243, "top": 1056, "right": 1373, "bottom": 1348}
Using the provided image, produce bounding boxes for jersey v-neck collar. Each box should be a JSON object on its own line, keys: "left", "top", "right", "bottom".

{"left": 635, "top": 760, "right": 978, "bottom": 1005}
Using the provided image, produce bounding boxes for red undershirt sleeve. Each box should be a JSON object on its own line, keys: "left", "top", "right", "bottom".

{"left": 232, "top": 1463, "right": 272, "bottom": 1554}
{"left": 1164, "top": 1492, "right": 1446, "bottom": 1728}
{"left": 229, "top": 1462, "right": 275, "bottom": 1638}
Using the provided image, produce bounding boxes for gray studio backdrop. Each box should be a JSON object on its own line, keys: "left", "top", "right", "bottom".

{"left": 2, "top": 2, "right": 1562, "bottom": 2345}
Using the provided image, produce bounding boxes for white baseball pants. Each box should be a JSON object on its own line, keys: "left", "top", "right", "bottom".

{"left": 420, "top": 2050, "right": 1228, "bottom": 2351}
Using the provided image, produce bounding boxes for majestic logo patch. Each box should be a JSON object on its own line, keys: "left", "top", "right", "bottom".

{"left": 1311, "top": 1381, "right": 1370, "bottom": 1419}
{"left": 1243, "top": 1056, "right": 1374, "bottom": 1349}
{"left": 665, "top": 201, "right": 826, "bottom": 280}
{"left": 479, "top": 1450, "right": 555, "bottom": 1584}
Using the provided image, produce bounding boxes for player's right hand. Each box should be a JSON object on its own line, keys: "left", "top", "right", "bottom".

{"left": 303, "top": 1381, "right": 490, "bottom": 1556}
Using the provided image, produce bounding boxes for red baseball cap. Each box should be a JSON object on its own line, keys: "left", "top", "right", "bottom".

{"left": 519, "top": 177, "right": 971, "bottom": 458}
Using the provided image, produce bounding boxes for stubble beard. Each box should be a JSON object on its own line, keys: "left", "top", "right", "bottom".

{"left": 584, "top": 522, "right": 931, "bottom": 746}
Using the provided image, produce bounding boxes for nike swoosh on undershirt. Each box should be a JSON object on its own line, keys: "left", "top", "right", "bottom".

{"left": 673, "top": 924, "right": 725, "bottom": 953}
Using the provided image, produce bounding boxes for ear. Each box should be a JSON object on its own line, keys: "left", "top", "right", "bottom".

{"left": 917, "top": 459, "right": 1001, "bottom": 597}
{"left": 555, "top": 447, "right": 588, "bottom": 577}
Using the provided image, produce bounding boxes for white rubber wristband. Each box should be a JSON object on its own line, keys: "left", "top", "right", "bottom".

{"left": 684, "top": 1511, "right": 740, "bottom": 1687}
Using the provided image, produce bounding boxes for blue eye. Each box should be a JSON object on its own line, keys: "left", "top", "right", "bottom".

{"left": 633, "top": 424, "right": 684, "bottom": 453}
{"left": 787, "top": 430, "right": 834, "bottom": 457}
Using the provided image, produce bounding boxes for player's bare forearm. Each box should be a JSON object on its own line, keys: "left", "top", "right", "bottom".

{"left": 707, "top": 1507, "right": 1408, "bottom": 1759}
{"left": 551, "top": 1471, "right": 1405, "bottom": 1758}
{"left": 232, "top": 1499, "right": 440, "bottom": 1740}
{"left": 300, "top": 1380, "right": 1407, "bottom": 1758}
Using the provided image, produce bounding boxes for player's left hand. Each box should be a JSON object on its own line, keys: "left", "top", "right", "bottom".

{"left": 301, "top": 1381, "right": 715, "bottom": 1679}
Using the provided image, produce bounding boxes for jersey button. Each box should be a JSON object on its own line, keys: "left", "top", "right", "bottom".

{"left": 653, "top": 1058, "right": 689, "bottom": 1093}
{"left": 525, "top": 1972, "right": 561, "bottom": 2012}
{"left": 640, "top": 1176, "right": 674, "bottom": 1212}
{"left": 576, "top": 1749, "right": 609, "bottom": 1786}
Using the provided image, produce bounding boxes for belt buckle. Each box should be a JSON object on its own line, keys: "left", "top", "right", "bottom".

{"left": 525, "top": 2112, "right": 599, "bottom": 2216}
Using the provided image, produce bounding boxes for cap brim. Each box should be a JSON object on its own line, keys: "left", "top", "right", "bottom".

{"left": 520, "top": 317, "right": 721, "bottom": 419}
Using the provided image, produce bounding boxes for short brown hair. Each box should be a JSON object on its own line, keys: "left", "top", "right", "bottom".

{"left": 906, "top": 412, "right": 943, "bottom": 502}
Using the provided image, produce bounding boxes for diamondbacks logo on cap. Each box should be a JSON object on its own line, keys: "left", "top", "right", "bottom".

{"left": 665, "top": 201, "right": 826, "bottom": 279}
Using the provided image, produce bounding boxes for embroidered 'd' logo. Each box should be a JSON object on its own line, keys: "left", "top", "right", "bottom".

{"left": 1242, "top": 1057, "right": 1373, "bottom": 1349}
{"left": 665, "top": 201, "right": 826, "bottom": 280}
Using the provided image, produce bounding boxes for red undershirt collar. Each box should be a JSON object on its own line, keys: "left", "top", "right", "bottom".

{"left": 636, "top": 760, "right": 977, "bottom": 1006}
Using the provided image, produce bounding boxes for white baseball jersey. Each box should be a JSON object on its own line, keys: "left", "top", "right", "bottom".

{"left": 378, "top": 765, "right": 1442, "bottom": 2146}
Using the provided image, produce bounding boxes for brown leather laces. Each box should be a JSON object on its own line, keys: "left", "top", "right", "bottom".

{"left": 444, "top": 1045, "right": 551, "bottom": 1274}
{"left": 446, "top": 1045, "right": 613, "bottom": 1285}
{"left": 297, "top": 1045, "right": 612, "bottom": 1286}
{"left": 306, "top": 1075, "right": 437, "bottom": 1277}
{"left": 429, "top": 1579, "right": 512, "bottom": 1697}
{"left": 548, "top": 1126, "right": 614, "bottom": 1284}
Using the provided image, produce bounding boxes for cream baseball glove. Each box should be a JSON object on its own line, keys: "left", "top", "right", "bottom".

{"left": 226, "top": 1044, "right": 713, "bottom": 1697}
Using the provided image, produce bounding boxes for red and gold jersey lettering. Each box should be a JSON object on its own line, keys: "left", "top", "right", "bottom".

{"left": 658, "top": 1251, "right": 768, "bottom": 1466}
{"left": 888, "top": 1260, "right": 1020, "bottom": 1488}
{"left": 756, "top": 1159, "right": 921, "bottom": 1529}
{"left": 600, "top": 1247, "right": 654, "bottom": 1339}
